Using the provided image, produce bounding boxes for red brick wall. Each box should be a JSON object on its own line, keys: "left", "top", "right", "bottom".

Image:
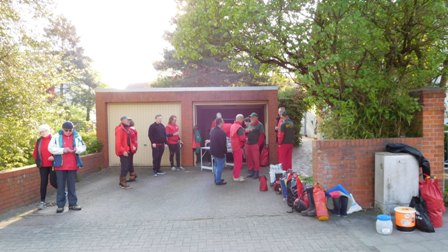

{"left": 96, "top": 88, "right": 279, "bottom": 167}
{"left": 313, "top": 88, "right": 446, "bottom": 208}
{"left": 0, "top": 153, "right": 104, "bottom": 215}
{"left": 312, "top": 138, "right": 422, "bottom": 208}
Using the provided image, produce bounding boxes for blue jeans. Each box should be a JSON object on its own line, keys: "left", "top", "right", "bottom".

{"left": 212, "top": 156, "right": 225, "bottom": 184}
{"left": 56, "top": 170, "right": 78, "bottom": 208}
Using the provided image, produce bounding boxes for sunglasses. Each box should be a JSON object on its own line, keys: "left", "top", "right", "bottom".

{"left": 63, "top": 129, "right": 73, "bottom": 132}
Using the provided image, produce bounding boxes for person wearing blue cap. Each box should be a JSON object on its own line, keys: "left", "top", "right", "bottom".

{"left": 48, "top": 121, "right": 86, "bottom": 213}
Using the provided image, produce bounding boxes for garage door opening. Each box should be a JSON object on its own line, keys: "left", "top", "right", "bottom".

{"left": 194, "top": 103, "right": 267, "bottom": 143}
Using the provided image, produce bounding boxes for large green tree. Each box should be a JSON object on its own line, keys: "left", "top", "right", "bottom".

{"left": 171, "top": 0, "right": 448, "bottom": 139}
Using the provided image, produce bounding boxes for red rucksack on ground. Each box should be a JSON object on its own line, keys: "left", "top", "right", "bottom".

{"left": 259, "top": 175, "right": 268, "bottom": 191}
{"left": 419, "top": 177, "right": 445, "bottom": 227}
{"left": 260, "top": 145, "right": 269, "bottom": 167}
{"left": 313, "top": 183, "right": 329, "bottom": 221}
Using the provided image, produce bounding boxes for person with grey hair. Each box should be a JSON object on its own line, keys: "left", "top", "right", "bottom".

{"left": 230, "top": 114, "right": 246, "bottom": 182}
{"left": 33, "top": 124, "right": 57, "bottom": 210}
{"left": 115, "top": 116, "right": 132, "bottom": 189}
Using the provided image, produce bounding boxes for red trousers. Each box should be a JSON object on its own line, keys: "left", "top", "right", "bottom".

{"left": 279, "top": 144, "right": 293, "bottom": 170}
{"left": 232, "top": 148, "right": 243, "bottom": 178}
{"left": 246, "top": 144, "right": 260, "bottom": 171}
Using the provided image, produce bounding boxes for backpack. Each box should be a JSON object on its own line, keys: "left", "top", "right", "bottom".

{"left": 286, "top": 173, "right": 304, "bottom": 207}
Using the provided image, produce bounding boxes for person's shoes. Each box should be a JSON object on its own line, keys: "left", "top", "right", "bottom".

{"left": 119, "top": 176, "right": 131, "bottom": 189}
{"left": 157, "top": 171, "right": 166, "bottom": 175}
{"left": 171, "top": 166, "right": 177, "bottom": 171}
{"left": 215, "top": 180, "right": 227, "bottom": 186}
{"left": 56, "top": 207, "right": 64, "bottom": 213}
{"left": 233, "top": 177, "right": 245, "bottom": 182}
{"left": 253, "top": 171, "right": 259, "bottom": 179}
{"left": 127, "top": 172, "right": 137, "bottom": 182}
{"left": 69, "top": 205, "right": 82, "bottom": 211}
{"left": 177, "top": 166, "right": 185, "bottom": 171}
{"left": 38, "top": 201, "right": 46, "bottom": 210}
{"left": 153, "top": 173, "right": 158, "bottom": 177}
{"left": 246, "top": 170, "right": 254, "bottom": 178}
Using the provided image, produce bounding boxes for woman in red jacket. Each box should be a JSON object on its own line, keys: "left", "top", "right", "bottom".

{"left": 166, "top": 115, "right": 184, "bottom": 171}
{"left": 33, "top": 124, "right": 56, "bottom": 210}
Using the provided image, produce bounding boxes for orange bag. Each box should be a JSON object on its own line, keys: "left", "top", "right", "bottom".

{"left": 313, "top": 184, "right": 329, "bottom": 221}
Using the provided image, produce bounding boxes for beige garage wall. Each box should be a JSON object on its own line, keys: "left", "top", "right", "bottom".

{"left": 107, "top": 103, "right": 181, "bottom": 167}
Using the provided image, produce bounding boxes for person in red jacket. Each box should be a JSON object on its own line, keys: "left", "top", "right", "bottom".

{"left": 166, "top": 115, "right": 184, "bottom": 171}
{"left": 275, "top": 107, "right": 285, "bottom": 165}
{"left": 230, "top": 114, "right": 246, "bottom": 182}
{"left": 33, "top": 124, "right": 56, "bottom": 210}
{"left": 127, "top": 118, "right": 138, "bottom": 182}
{"left": 277, "top": 112, "right": 295, "bottom": 171}
{"left": 48, "top": 121, "right": 86, "bottom": 213}
{"left": 115, "top": 116, "right": 132, "bottom": 189}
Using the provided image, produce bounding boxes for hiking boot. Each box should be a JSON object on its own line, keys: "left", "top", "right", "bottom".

{"left": 153, "top": 173, "right": 158, "bottom": 177}
{"left": 171, "top": 166, "right": 177, "bottom": 171}
{"left": 119, "top": 176, "right": 131, "bottom": 189}
{"left": 127, "top": 172, "right": 137, "bottom": 182}
{"left": 177, "top": 166, "right": 185, "bottom": 171}
{"left": 253, "top": 171, "right": 259, "bottom": 179}
{"left": 38, "top": 201, "right": 46, "bottom": 210}
{"left": 233, "top": 177, "right": 245, "bottom": 182}
{"left": 56, "top": 207, "right": 64, "bottom": 213}
{"left": 246, "top": 170, "right": 255, "bottom": 178}
{"left": 69, "top": 205, "right": 82, "bottom": 211}
{"left": 157, "top": 171, "right": 166, "bottom": 175}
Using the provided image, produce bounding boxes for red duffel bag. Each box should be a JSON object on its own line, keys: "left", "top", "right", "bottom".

{"left": 313, "top": 183, "right": 329, "bottom": 221}
{"left": 260, "top": 145, "right": 269, "bottom": 167}
{"left": 419, "top": 177, "right": 446, "bottom": 228}
{"left": 259, "top": 175, "right": 268, "bottom": 192}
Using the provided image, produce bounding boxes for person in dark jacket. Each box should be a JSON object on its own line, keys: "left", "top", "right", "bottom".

{"left": 148, "top": 114, "right": 167, "bottom": 176}
{"left": 33, "top": 124, "right": 56, "bottom": 210}
{"left": 210, "top": 118, "right": 227, "bottom": 185}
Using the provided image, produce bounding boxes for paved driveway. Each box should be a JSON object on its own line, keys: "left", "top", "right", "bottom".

{"left": 0, "top": 166, "right": 447, "bottom": 252}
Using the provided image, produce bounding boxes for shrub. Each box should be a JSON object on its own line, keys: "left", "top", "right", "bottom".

{"left": 80, "top": 131, "right": 103, "bottom": 155}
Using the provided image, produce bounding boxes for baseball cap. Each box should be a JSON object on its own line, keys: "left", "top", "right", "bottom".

{"left": 120, "top": 116, "right": 128, "bottom": 121}
{"left": 249, "top": 112, "right": 258, "bottom": 117}
{"left": 62, "top": 121, "right": 74, "bottom": 129}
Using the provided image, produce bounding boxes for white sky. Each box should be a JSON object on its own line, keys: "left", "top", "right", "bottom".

{"left": 55, "top": 0, "right": 177, "bottom": 89}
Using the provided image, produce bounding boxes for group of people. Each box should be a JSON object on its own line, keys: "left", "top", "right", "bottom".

{"left": 209, "top": 108, "right": 294, "bottom": 186}
{"left": 210, "top": 112, "right": 265, "bottom": 185}
{"left": 115, "top": 114, "right": 184, "bottom": 189}
{"left": 33, "top": 121, "right": 86, "bottom": 213}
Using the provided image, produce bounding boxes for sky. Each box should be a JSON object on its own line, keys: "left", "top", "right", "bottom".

{"left": 55, "top": 0, "right": 177, "bottom": 89}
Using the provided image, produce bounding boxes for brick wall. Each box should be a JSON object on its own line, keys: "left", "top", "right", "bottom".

{"left": 313, "top": 88, "right": 446, "bottom": 208}
{"left": 0, "top": 152, "right": 104, "bottom": 215}
{"left": 312, "top": 138, "right": 422, "bottom": 208}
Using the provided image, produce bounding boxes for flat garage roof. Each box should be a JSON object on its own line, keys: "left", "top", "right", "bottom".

{"left": 96, "top": 86, "right": 278, "bottom": 93}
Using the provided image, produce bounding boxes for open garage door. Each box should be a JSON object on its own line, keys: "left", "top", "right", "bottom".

{"left": 107, "top": 103, "right": 181, "bottom": 167}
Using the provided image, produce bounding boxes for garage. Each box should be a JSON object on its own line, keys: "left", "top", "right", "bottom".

{"left": 96, "top": 86, "right": 279, "bottom": 168}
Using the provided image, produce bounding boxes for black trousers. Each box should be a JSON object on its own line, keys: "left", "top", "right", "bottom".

{"left": 152, "top": 145, "right": 165, "bottom": 173}
{"left": 168, "top": 143, "right": 180, "bottom": 168}
{"left": 119, "top": 155, "right": 132, "bottom": 177}
{"left": 39, "top": 167, "right": 57, "bottom": 202}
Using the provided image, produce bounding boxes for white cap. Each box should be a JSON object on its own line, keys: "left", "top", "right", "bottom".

{"left": 38, "top": 124, "right": 51, "bottom": 133}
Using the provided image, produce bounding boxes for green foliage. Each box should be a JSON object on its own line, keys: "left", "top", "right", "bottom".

{"left": 80, "top": 131, "right": 103, "bottom": 155}
{"left": 171, "top": 0, "right": 448, "bottom": 139}
{"left": 0, "top": 1, "right": 98, "bottom": 170}
{"left": 278, "top": 86, "right": 309, "bottom": 146}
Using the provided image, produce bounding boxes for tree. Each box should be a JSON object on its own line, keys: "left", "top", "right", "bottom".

{"left": 171, "top": 0, "right": 448, "bottom": 139}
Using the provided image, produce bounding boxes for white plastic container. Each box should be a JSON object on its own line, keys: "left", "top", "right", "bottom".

{"left": 376, "top": 214, "right": 393, "bottom": 235}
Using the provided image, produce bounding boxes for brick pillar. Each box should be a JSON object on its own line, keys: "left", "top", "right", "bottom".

{"left": 417, "top": 88, "right": 445, "bottom": 189}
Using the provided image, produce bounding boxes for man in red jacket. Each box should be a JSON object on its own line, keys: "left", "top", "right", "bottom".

{"left": 277, "top": 112, "right": 295, "bottom": 171}
{"left": 230, "top": 114, "right": 246, "bottom": 182}
{"left": 115, "top": 116, "right": 132, "bottom": 189}
{"left": 245, "top": 112, "right": 265, "bottom": 179}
